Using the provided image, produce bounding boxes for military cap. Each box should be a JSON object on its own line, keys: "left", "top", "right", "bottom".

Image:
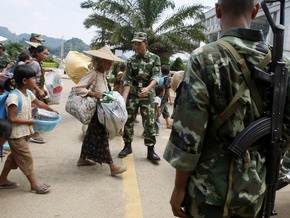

{"left": 30, "top": 33, "right": 45, "bottom": 42}
{"left": 131, "top": 32, "right": 147, "bottom": 42}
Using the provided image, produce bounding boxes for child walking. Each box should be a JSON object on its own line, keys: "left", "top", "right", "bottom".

{"left": 0, "top": 65, "right": 57, "bottom": 193}
{"left": 154, "top": 85, "right": 165, "bottom": 135}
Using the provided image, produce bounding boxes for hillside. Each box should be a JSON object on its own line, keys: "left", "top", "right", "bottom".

{"left": 0, "top": 26, "right": 90, "bottom": 57}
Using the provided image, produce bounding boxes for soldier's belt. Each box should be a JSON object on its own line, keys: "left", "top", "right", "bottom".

{"left": 132, "top": 80, "right": 149, "bottom": 87}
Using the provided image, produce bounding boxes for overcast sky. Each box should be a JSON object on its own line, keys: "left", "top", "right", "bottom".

{"left": 0, "top": 0, "right": 217, "bottom": 44}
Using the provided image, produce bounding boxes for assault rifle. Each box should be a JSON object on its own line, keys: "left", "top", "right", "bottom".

{"left": 228, "top": 0, "right": 288, "bottom": 217}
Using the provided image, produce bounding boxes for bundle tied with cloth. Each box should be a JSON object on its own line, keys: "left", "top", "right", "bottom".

{"left": 65, "top": 46, "right": 127, "bottom": 139}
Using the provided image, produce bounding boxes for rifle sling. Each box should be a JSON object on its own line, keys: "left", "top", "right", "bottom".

{"left": 210, "top": 81, "right": 247, "bottom": 133}
{"left": 210, "top": 39, "right": 270, "bottom": 134}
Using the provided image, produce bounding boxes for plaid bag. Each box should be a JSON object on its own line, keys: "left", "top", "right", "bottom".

{"left": 65, "top": 90, "right": 97, "bottom": 125}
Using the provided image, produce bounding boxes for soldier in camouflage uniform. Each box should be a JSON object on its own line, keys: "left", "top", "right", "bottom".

{"left": 26, "top": 33, "right": 44, "bottom": 55}
{"left": 163, "top": 0, "right": 290, "bottom": 217}
{"left": 118, "top": 32, "right": 161, "bottom": 162}
{"left": 0, "top": 43, "right": 13, "bottom": 75}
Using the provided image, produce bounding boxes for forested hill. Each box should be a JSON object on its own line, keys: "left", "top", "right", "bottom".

{"left": 0, "top": 26, "right": 90, "bottom": 57}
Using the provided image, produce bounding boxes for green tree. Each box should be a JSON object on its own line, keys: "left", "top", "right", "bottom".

{"left": 80, "top": 0, "right": 207, "bottom": 63}
{"left": 5, "top": 42, "right": 25, "bottom": 61}
{"left": 170, "top": 57, "right": 185, "bottom": 71}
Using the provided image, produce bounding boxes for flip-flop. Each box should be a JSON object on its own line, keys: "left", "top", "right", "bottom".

{"left": 30, "top": 184, "right": 51, "bottom": 194}
{"left": 30, "top": 137, "right": 46, "bottom": 144}
{"left": 0, "top": 181, "right": 20, "bottom": 189}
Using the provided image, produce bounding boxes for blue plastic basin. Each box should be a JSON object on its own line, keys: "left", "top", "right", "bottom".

{"left": 33, "top": 114, "right": 62, "bottom": 132}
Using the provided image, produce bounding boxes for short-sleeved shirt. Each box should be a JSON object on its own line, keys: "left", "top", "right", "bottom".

{"left": 164, "top": 27, "right": 290, "bottom": 206}
{"left": 124, "top": 50, "right": 160, "bottom": 97}
{"left": 29, "top": 59, "right": 42, "bottom": 87}
{"left": 5, "top": 89, "right": 36, "bottom": 138}
{"left": 154, "top": 96, "right": 161, "bottom": 107}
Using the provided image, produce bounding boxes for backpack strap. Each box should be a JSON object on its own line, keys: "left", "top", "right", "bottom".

{"left": 210, "top": 39, "right": 271, "bottom": 134}
{"left": 11, "top": 90, "right": 23, "bottom": 116}
{"left": 10, "top": 89, "right": 33, "bottom": 116}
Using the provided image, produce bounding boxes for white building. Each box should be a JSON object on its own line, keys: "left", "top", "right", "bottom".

{"left": 198, "top": 1, "right": 290, "bottom": 56}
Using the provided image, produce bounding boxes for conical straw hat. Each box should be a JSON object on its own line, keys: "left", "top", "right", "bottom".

{"left": 84, "top": 45, "right": 124, "bottom": 62}
{"left": 0, "top": 36, "right": 7, "bottom": 41}
{"left": 25, "top": 41, "right": 41, "bottom": 48}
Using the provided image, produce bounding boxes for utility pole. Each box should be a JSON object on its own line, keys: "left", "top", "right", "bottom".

{"left": 60, "top": 36, "right": 65, "bottom": 73}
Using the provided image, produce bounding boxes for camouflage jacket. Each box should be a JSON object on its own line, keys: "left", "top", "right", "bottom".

{"left": 0, "top": 52, "right": 12, "bottom": 69}
{"left": 124, "top": 50, "right": 160, "bottom": 96}
{"left": 163, "top": 28, "right": 290, "bottom": 206}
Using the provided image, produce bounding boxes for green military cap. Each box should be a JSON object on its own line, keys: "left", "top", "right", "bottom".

{"left": 30, "top": 33, "right": 45, "bottom": 42}
{"left": 131, "top": 32, "right": 147, "bottom": 42}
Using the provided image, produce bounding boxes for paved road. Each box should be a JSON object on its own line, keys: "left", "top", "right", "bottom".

{"left": 1, "top": 74, "right": 290, "bottom": 218}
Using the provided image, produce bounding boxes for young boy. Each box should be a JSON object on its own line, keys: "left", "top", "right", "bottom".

{"left": 0, "top": 65, "right": 57, "bottom": 193}
{"left": 0, "top": 119, "right": 12, "bottom": 161}
{"left": 141, "top": 85, "right": 165, "bottom": 138}
{"left": 154, "top": 84, "right": 165, "bottom": 135}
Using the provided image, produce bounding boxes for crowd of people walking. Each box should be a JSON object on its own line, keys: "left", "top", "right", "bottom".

{"left": 1, "top": 1, "right": 290, "bottom": 217}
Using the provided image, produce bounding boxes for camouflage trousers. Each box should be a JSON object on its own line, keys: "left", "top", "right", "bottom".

{"left": 123, "top": 93, "right": 156, "bottom": 146}
{"left": 184, "top": 192, "right": 264, "bottom": 218}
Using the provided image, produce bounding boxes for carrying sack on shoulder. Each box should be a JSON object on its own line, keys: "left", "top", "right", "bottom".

{"left": 65, "top": 51, "right": 91, "bottom": 84}
{"left": 97, "top": 91, "right": 128, "bottom": 139}
{"left": 65, "top": 90, "right": 97, "bottom": 125}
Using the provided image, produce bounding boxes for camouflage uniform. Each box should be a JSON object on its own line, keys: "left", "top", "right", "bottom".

{"left": 123, "top": 50, "right": 160, "bottom": 146}
{"left": 163, "top": 28, "right": 290, "bottom": 217}
{"left": 0, "top": 44, "right": 11, "bottom": 71}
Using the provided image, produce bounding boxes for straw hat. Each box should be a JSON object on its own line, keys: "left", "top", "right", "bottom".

{"left": 0, "top": 36, "right": 7, "bottom": 42}
{"left": 25, "top": 41, "right": 41, "bottom": 48}
{"left": 84, "top": 45, "right": 124, "bottom": 62}
{"left": 171, "top": 71, "right": 185, "bottom": 92}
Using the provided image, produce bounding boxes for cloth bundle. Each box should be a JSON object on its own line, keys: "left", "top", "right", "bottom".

{"left": 65, "top": 89, "right": 97, "bottom": 125}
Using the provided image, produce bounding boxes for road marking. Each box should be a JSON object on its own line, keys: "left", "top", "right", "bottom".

{"left": 120, "top": 140, "right": 143, "bottom": 218}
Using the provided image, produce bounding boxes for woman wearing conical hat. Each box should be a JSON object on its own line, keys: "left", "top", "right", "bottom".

{"left": 74, "top": 46, "right": 127, "bottom": 176}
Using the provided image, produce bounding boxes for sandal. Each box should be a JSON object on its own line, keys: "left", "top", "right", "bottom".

{"left": 30, "top": 137, "right": 46, "bottom": 144}
{"left": 0, "top": 181, "right": 19, "bottom": 189}
{"left": 30, "top": 183, "right": 51, "bottom": 194}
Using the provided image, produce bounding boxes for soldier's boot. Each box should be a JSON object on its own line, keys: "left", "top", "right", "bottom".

{"left": 147, "top": 146, "right": 160, "bottom": 162}
{"left": 118, "top": 143, "right": 132, "bottom": 158}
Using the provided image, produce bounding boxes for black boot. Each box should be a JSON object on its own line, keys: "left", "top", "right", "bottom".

{"left": 147, "top": 146, "right": 160, "bottom": 162}
{"left": 118, "top": 143, "right": 132, "bottom": 158}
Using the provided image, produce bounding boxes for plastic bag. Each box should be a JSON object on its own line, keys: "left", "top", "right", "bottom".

{"left": 45, "top": 69, "right": 64, "bottom": 105}
{"left": 65, "top": 51, "right": 91, "bottom": 84}
{"left": 97, "top": 91, "right": 128, "bottom": 139}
